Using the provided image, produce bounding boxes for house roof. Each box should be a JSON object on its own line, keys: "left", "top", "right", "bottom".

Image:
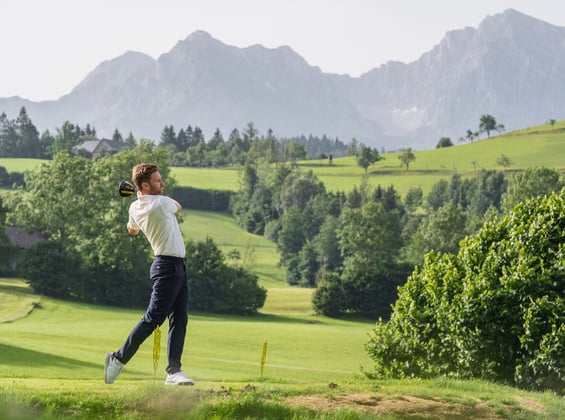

{"left": 71, "top": 139, "right": 134, "bottom": 155}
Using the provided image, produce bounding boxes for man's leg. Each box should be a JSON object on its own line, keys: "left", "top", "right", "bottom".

{"left": 114, "top": 258, "right": 177, "bottom": 364}
{"left": 166, "top": 262, "right": 189, "bottom": 374}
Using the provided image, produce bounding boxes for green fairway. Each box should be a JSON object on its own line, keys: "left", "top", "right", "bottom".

{"left": 182, "top": 209, "right": 286, "bottom": 288}
{"left": 1, "top": 279, "right": 564, "bottom": 419}
{"left": 0, "top": 279, "right": 371, "bottom": 384}
{"left": 0, "top": 157, "right": 48, "bottom": 173}
{"left": 171, "top": 166, "right": 241, "bottom": 191}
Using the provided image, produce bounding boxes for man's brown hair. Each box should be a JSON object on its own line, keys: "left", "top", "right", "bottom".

{"left": 132, "top": 163, "right": 159, "bottom": 190}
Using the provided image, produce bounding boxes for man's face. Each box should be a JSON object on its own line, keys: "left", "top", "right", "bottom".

{"left": 142, "top": 171, "right": 164, "bottom": 195}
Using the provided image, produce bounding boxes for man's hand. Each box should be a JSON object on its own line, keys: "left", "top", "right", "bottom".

{"left": 127, "top": 223, "right": 140, "bottom": 236}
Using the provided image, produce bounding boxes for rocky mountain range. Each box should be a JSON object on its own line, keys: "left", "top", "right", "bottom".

{"left": 1, "top": 8, "right": 564, "bottom": 150}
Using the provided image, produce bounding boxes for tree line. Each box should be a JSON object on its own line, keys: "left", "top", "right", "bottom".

{"left": 0, "top": 107, "right": 351, "bottom": 164}
{"left": 230, "top": 163, "right": 564, "bottom": 319}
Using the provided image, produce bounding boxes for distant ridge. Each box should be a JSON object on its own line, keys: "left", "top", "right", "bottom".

{"left": 1, "top": 9, "right": 565, "bottom": 150}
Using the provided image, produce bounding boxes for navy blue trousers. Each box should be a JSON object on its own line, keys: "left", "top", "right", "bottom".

{"left": 114, "top": 256, "right": 188, "bottom": 374}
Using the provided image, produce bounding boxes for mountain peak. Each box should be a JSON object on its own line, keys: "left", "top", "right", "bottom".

{"left": 184, "top": 30, "right": 215, "bottom": 43}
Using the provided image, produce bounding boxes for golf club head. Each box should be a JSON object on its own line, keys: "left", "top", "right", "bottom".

{"left": 118, "top": 180, "right": 137, "bottom": 197}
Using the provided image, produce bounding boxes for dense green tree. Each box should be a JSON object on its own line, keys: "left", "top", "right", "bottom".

{"left": 496, "top": 154, "right": 512, "bottom": 168}
{"left": 468, "top": 170, "right": 506, "bottom": 215}
{"left": 39, "top": 130, "right": 55, "bottom": 158}
{"left": 404, "top": 186, "right": 423, "bottom": 213}
{"left": 0, "top": 195, "right": 14, "bottom": 274}
{"left": 372, "top": 184, "right": 404, "bottom": 214}
{"left": 296, "top": 240, "right": 320, "bottom": 287}
{"left": 186, "top": 141, "right": 207, "bottom": 167}
{"left": 398, "top": 148, "right": 416, "bottom": 171}
{"left": 356, "top": 145, "right": 382, "bottom": 173}
{"left": 501, "top": 167, "right": 563, "bottom": 213}
{"left": 6, "top": 146, "right": 171, "bottom": 306}
{"left": 207, "top": 128, "right": 228, "bottom": 165}
{"left": 366, "top": 189, "right": 565, "bottom": 393}
{"left": 338, "top": 201, "right": 403, "bottom": 272}
{"left": 277, "top": 206, "right": 306, "bottom": 265}
{"left": 125, "top": 131, "right": 136, "bottom": 145}
{"left": 112, "top": 128, "right": 124, "bottom": 143}
{"left": 226, "top": 128, "right": 245, "bottom": 165}
{"left": 313, "top": 200, "right": 407, "bottom": 317}
{"left": 426, "top": 179, "right": 449, "bottom": 211}
{"left": 284, "top": 141, "right": 307, "bottom": 167}
{"left": 160, "top": 125, "right": 177, "bottom": 148}
{"left": 436, "top": 137, "right": 453, "bottom": 148}
{"left": 403, "top": 202, "right": 467, "bottom": 266}
{"left": 479, "top": 114, "right": 505, "bottom": 138}
{"left": 0, "top": 112, "right": 18, "bottom": 157}
{"left": 186, "top": 237, "right": 266, "bottom": 314}
{"left": 278, "top": 170, "right": 325, "bottom": 213}
{"left": 313, "top": 215, "right": 342, "bottom": 274}
{"left": 15, "top": 107, "right": 41, "bottom": 158}
{"left": 49, "top": 121, "right": 84, "bottom": 155}
{"left": 247, "top": 136, "right": 280, "bottom": 165}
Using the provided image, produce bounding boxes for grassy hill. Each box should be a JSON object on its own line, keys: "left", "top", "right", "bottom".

{"left": 183, "top": 210, "right": 285, "bottom": 288}
{"left": 2, "top": 121, "right": 564, "bottom": 198}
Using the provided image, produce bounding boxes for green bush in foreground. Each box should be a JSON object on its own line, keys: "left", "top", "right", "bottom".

{"left": 366, "top": 188, "right": 565, "bottom": 394}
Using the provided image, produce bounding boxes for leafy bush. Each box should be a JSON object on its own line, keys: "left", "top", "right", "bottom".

{"left": 366, "top": 189, "right": 565, "bottom": 393}
{"left": 186, "top": 237, "right": 266, "bottom": 314}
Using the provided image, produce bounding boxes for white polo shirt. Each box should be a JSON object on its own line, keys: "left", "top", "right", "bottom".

{"left": 128, "top": 195, "right": 186, "bottom": 258}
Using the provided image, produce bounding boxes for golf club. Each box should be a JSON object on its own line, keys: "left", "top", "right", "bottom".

{"left": 118, "top": 180, "right": 137, "bottom": 197}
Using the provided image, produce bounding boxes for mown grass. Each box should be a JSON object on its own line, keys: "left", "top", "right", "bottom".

{"left": 0, "top": 157, "right": 48, "bottom": 173}
{"left": 1, "top": 279, "right": 564, "bottom": 419}
{"left": 182, "top": 209, "right": 286, "bottom": 288}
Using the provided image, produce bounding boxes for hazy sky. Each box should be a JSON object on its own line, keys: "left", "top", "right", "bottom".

{"left": 2, "top": 0, "right": 565, "bottom": 101}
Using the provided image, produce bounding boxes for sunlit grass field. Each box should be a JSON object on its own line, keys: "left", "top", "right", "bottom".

{"left": 182, "top": 209, "right": 285, "bottom": 288}
{"left": 0, "top": 278, "right": 371, "bottom": 384}
{"left": 2, "top": 278, "right": 564, "bottom": 419}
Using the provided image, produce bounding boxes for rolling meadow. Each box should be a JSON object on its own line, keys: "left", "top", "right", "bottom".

{"left": 1, "top": 122, "right": 565, "bottom": 418}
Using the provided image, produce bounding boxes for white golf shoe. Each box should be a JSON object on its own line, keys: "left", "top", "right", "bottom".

{"left": 104, "top": 352, "right": 124, "bottom": 384}
{"left": 164, "top": 370, "right": 195, "bottom": 386}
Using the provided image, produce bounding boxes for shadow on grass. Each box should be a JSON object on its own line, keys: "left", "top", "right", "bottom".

{"left": 0, "top": 282, "right": 35, "bottom": 297}
{"left": 192, "top": 311, "right": 375, "bottom": 325}
{"left": 0, "top": 343, "right": 100, "bottom": 370}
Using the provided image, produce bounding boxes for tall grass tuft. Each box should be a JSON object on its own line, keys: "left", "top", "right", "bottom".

{"left": 260, "top": 339, "right": 268, "bottom": 377}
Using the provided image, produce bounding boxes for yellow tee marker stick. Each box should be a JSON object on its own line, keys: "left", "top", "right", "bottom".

{"left": 153, "top": 326, "right": 161, "bottom": 379}
{"left": 260, "top": 339, "right": 268, "bottom": 377}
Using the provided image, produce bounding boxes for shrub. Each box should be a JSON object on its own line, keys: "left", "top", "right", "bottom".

{"left": 186, "top": 237, "right": 266, "bottom": 314}
{"left": 366, "top": 189, "right": 565, "bottom": 393}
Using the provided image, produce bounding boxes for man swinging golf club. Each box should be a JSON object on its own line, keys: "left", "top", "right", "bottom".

{"left": 105, "top": 163, "right": 194, "bottom": 385}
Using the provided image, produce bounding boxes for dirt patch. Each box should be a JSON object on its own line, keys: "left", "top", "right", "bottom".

{"left": 514, "top": 396, "right": 546, "bottom": 414}
{"left": 286, "top": 392, "right": 503, "bottom": 419}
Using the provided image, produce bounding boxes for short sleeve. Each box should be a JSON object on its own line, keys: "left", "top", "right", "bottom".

{"left": 128, "top": 205, "right": 140, "bottom": 230}
{"left": 160, "top": 196, "right": 178, "bottom": 214}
